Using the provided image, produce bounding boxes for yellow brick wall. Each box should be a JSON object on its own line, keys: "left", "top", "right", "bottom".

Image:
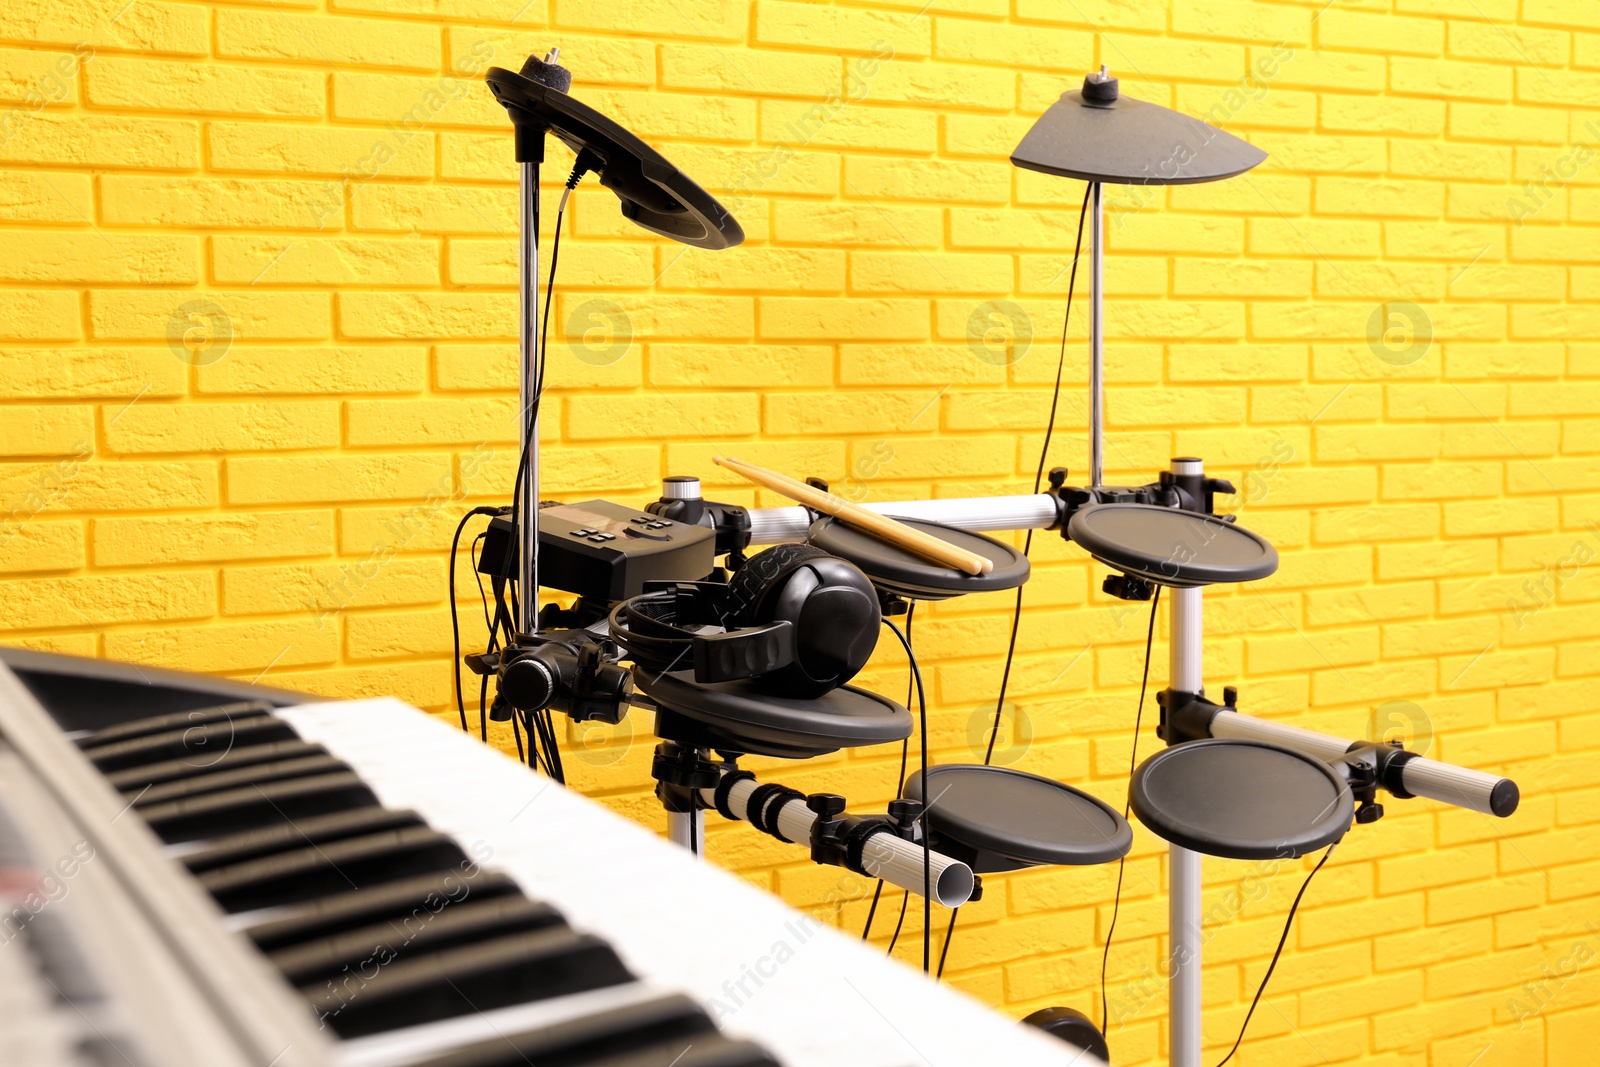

{"left": 1, "top": 0, "right": 1597, "bottom": 1063}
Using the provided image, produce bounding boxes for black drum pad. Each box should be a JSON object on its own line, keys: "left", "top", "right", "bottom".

{"left": 904, "top": 765, "right": 1131, "bottom": 873}
{"left": 1067, "top": 503, "right": 1277, "bottom": 587}
{"left": 639, "top": 671, "right": 909, "bottom": 759}
{"left": 1130, "top": 739, "right": 1351, "bottom": 861}
{"left": 806, "top": 516, "right": 1029, "bottom": 601}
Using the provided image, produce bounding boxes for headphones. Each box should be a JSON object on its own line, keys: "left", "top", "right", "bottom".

{"left": 608, "top": 543, "right": 880, "bottom": 698}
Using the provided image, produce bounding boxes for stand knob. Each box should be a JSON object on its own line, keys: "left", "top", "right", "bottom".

{"left": 499, "top": 654, "right": 556, "bottom": 711}
{"left": 807, "top": 793, "right": 847, "bottom": 821}
{"left": 1223, "top": 686, "right": 1238, "bottom": 707}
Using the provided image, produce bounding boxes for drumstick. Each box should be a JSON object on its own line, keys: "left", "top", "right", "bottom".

{"left": 713, "top": 455, "right": 993, "bottom": 576}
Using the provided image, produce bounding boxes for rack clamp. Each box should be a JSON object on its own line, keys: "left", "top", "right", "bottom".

{"left": 806, "top": 794, "right": 985, "bottom": 898}
{"left": 652, "top": 740, "right": 722, "bottom": 815}
{"left": 1334, "top": 740, "right": 1419, "bottom": 823}
{"left": 1156, "top": 686, "right": 1232, "bottom": 745}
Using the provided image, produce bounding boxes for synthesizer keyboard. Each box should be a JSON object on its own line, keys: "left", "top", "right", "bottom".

{"left": 0, "top": 648, "right": 1104, "bottom": 1067}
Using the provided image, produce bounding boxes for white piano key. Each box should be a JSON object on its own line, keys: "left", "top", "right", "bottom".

{"left": 278, "top": 699, "right": 1106, "bottom": 1067}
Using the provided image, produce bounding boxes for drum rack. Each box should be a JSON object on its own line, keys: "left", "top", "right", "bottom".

{"left": 475, "top": 48, "right": 1524, "bottom": 1067}
{"left": 734, "top": 465, "right": 1518, "bottom": 1066}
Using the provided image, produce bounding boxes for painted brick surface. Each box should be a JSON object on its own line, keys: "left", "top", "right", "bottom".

{"left": 0, "top": 3, "right": 1595, "bottom": 1063}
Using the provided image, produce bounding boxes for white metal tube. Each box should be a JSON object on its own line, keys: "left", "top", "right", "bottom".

{"left": 1167, "top": 457, "right": 1204, "bottom": 1067}
{"left": 666, "top": 810, "right": 704, "bottom": 856}
{"left": 746, "top": 494, "right": 1059, "bottom": 544}
{"left": 1169, "top": 845, "right": 1203, "bottom": 1067}
{"left": 516, "top": 161, "right": 541, "bottom": 635}
{"left": 1090, "top": 180, "right": 1105, "bottom": 487}
{"left": 698, "top": 775, "right": 975, "bottom": 907}
{"left": 1207, "top": 710, "right": 1517, "bottom": 817}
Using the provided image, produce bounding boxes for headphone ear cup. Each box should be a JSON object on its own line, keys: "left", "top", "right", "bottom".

{"left": 728, "top": 543, "right": 881, "bottom": 697}
{"left": 724, "top": 542, "right": 832, "bottom": 626}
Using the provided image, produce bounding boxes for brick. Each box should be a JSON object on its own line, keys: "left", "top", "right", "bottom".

{"left": 216, "top": 10, "right": 438, "bottom": 71}
{"left": 0, "top": 230, "right": 196, "bottom": 285}
{"left": 0, "top": 519, "right": 83, "bottom": 573}
{"left": 0, "top": 459, "right": 215, "bottom": 512}
{"left": 0, "top": 289, "right": 75, "bottom": 341}
{"left": 450, "top": 240, "right": 653, "bottom": 290}
{"left": 0, "top": 347, "right": 184, "bottom": 398}
{"left": 197, "top": 346, "right": 427, "bottom": 396}
{"left": 106, "top": 401, "right": 339, "bottom": 454}
{"left": 1322, "top": 94, "right": 1445, "bottom": 136}
{"left": 0, "top": 45, "right": 86, "bottom": 106}
{"left": 0, "top": 170, "right": 91, "bottom": 224}
{"left": 757, "top": 2, "right": 928, "bottom": 56}
{"left": 86, "top": 56, "right": 324, "bottom": 116}
{"left": 662, "top": 248, "right": 843, "bottom": 293}
{"left": 346, "top": 398, "right": 515, "bottom": 450}
{"left": 90, "top": 290, "right": 330, "bottom": 342}
{"left": 224, "top": 558, "right": 443, "bottom": 617}
{"left": 660, "top": 44, "right": 835, "bottom": 99}
{"left": 0, "top": 112, "right": 197, "bottom": 168}
{"left": 568, "top": 393, "right": 758, "bottom": 441}
{"left": 94, "top": 510, "right": 332, "bottom": 566}
{"left": 436, "top": 343, "right": 640, "bottom": 393}
{"left": 1173, "top": 0, "right": 1311, "bottom": 44}
{"left": 0, "top": 572, "right": 212, "bottom": 632}
{"left": 560, "top": 0, "right": 747, "bottom": 43}
{"left": 212, "top": 236, "right": 440, "bottom": 287}
{"left": 849, "top": 251, "right": 1011, "bottom": 295}
{"left": 771, "top": 201, "right": 941, "bottom": 248}
{"left": 106, "top": 618, "right": 338, "bottom": 673}
{"left": 758, "top": 99, "right": 935, "bottom": 154}
{"left": 350, "top": 184, "right": 515, "bottom": 235}
{"left": 208, "top": 121, "right": 435, "bottom": 178}
{"left": 226, "top": 454, "right": 454, "bottom": 505}
{"left": 0, "top": 404, "right": 92, "bottom": 455}
{"left": 332, "top": 70, "right": 502, "bottom": 127}
{"left": 1319, "top": 10, "right": 1444, "bottom": 55}
{"left": 758, "top": 297, "right": 924, "bottom": 341}
{"left": 0, "top": 2, "right": 208, "bottom": 56}
{"left": 340, "top": 293, "right": 516, "bottom": 341}
{"left": 101, "top": 176, "right": 340, "bottom": 230}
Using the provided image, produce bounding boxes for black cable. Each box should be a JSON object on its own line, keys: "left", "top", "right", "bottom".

{"left": 1101, "top": 585, "right": 1161, "bottom": 1031}
{"left": 936, "top": 907, "right": 959, "bottom": 980}
{"left": 1213, "top": 844, "right": 1336, "bottom": 1067}
{"left": 862, "top": 603, "right": 915, "bottom": 943}
{"left": 449, "top": 506, "right": 502, "bottom": 733}
{"left": 984, "top": 182, "right": 1093, "bottom": 765}
{"left": 886, "top": 891, "right": 909, "bottom": 957}
{"left": 881, "top": 617, "right": 930, "bottom": 973}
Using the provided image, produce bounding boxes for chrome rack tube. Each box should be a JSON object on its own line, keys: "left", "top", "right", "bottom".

{"left": 697, "top": 771, "right": 976, "bottom": 908}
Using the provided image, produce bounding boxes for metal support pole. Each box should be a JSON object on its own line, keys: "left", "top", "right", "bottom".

{"left": 1167, "top": 457, "right": 1205, "bottom": 1067}
{"left": 1089, "top": 180, "right": 1106, "bottom": 488}
{"left": 517, "top": 161, "right": 541, "bottom": 635}
{"left": 666, "top": 810, "right": 704, "bottom": 857}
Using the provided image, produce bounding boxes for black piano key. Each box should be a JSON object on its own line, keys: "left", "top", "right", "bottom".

{"left": 268, "top": 895, "right": 563, "bottom": 985}
{"left": 183, "top": 807, "right": 423, "bottom": 874}
{"left": 406, "top": 995, "right": 780, "bottom": 1067}
{"left": 138, "top": 771, "right": 378, "bottom": 844}
{"left": 245, "top": 869, "right": 524, "bottom": 953}
{"left": 82, "top": 713, "right": 297, "bottom": 774}
{"left": 74, "top": 700, "right": 276, "bottom": 747}
{"left": 304, "top": 927, "right": 633, "bottom": 1039}
{"left": 106, "top": 739, "right": 327, "bottom": 792}
{"left": 200, "top": 826, "right": 469, "bottom": 913}
{"left": 131, "top": 753, "right": 349, "bottom": 808}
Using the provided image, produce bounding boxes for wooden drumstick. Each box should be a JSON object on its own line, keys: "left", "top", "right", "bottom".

{"left": 713, "top": 455, "right": 993, "bottom": 576}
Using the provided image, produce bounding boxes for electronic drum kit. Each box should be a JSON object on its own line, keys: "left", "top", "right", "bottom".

{"left": 479, "top": 52, "right": 1521, "bottom": 1067}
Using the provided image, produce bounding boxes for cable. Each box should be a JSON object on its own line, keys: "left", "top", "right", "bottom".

{"left": 885, "top": 891, "right": 910, "bottom": 957}
{"left": 1100, "top": 585, "right": 1161, "bottom": 1032}
{"left": 984, "top": 182, "right": 1093, "bottom": 766}
{"left": 1213, "top": 844, "right": 1336, "bottom": 1067}
{"left": 862, "top": 603, "right": 915, "bottom": 943}
{"left": 936, "top": 907, "right": 959, "bottom": 980}
{"left": 449, "top": 506, "right": 502, "bottom": 732}
{"left": 881, "top": 617, "right": 930, "bottom": 973}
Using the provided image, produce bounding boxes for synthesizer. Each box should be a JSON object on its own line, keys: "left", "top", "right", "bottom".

{"left": 0, "top": 648, "right": 1105, "bottom": 1067}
